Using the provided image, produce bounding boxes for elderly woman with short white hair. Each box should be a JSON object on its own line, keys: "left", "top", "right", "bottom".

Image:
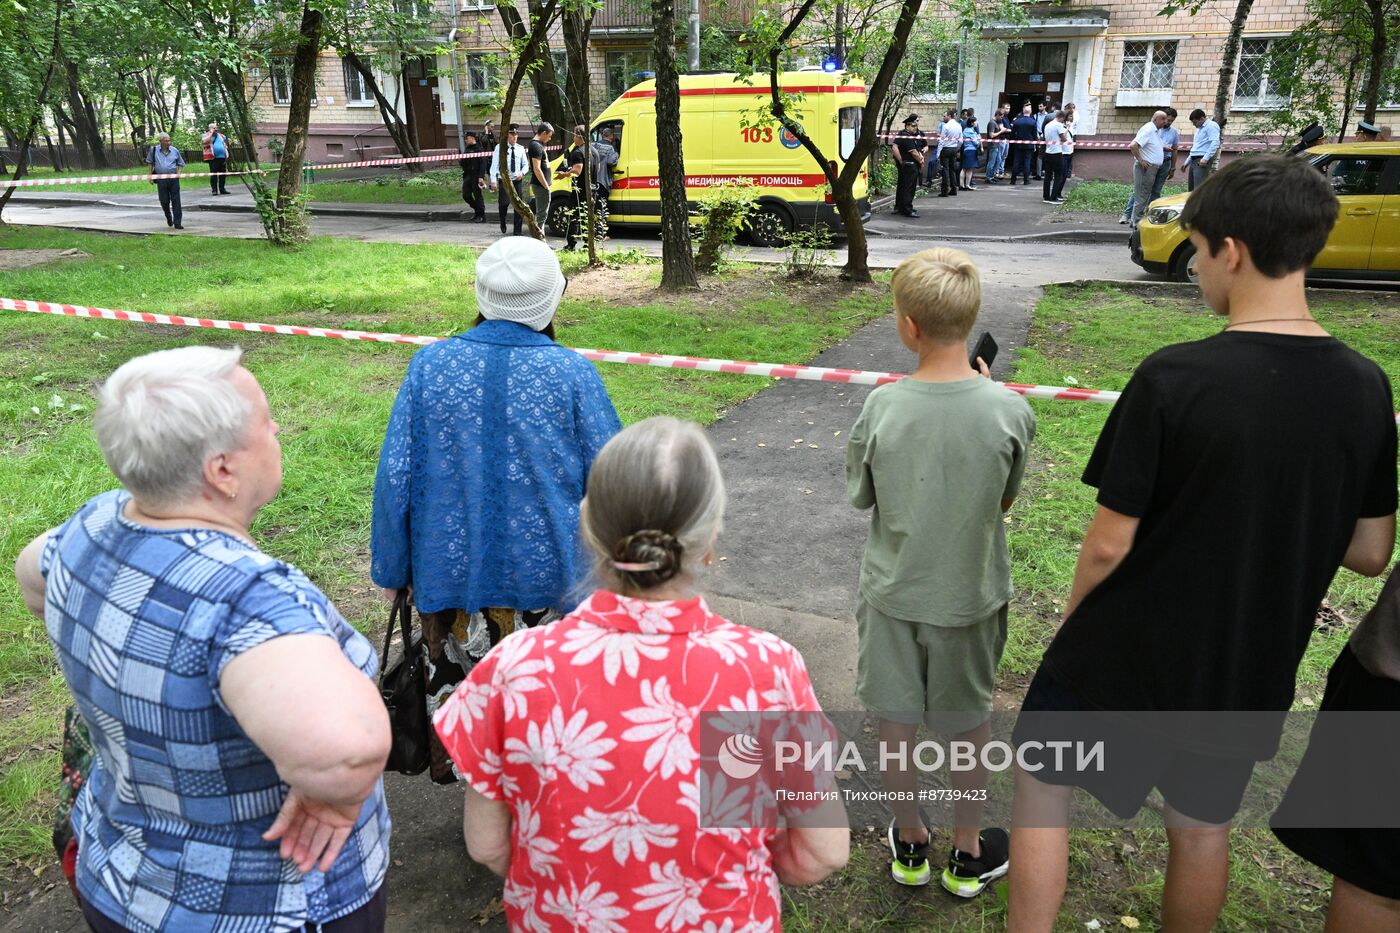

{"left": 14, "top": 346, "right": 391, "bottom": 933}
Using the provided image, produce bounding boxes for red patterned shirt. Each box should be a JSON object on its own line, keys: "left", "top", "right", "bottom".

{"left": 433, "top": 589, "right": 828, "bottom": 933}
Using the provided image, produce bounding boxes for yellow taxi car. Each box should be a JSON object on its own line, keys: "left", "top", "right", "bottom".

{"left": 1130, "top": 142, "right": 1400, "bottom": 282}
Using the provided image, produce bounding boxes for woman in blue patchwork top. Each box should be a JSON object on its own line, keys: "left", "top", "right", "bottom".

{"left": 14, "top": 346, "right": 392, "bottom": 933}
{"left": 370, "top": 235, "right": 621, "bottom": 784}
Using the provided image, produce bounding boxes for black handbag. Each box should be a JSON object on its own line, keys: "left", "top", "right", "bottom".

{"left": 378, "top": 592, "right": 430, "bottom": 775}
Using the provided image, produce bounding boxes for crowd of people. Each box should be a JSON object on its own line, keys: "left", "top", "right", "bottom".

{"left": 14, "top": 153, "right": 1399, "bottom": 933}
{"left": 460, "top": 120, "right": 617, "bottom": 248}
{"left": 890, "top": 100, "right": 1087, "bottom": 217}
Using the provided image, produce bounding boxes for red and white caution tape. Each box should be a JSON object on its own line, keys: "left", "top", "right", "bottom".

{"left": 1, "top": 296, "right": 1116, "bottom": 401}
{"left": 0, "top": 168, "right": 268, "bottom": 188}
{"left": 4, "top": 297, "right": 1396, "bottom": 422}
{"left": 2, "top": 145, "right": 568, "bottom": 189}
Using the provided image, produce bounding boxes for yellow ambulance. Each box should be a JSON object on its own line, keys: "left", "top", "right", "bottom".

{"left": 546, "top": 71, "right": 871, "bottom": 246}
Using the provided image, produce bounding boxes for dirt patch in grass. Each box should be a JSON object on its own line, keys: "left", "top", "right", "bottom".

{"left": 560, "top": 262, "right": 886, "bottom": 311}
{"left": 0, "top": 249, "right": 90, "bottom": 271}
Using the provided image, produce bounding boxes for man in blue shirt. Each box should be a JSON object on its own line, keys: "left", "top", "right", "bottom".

{"left": 1120, "top": 106, "right": 1179, "bottom": 224}
{"left": 1186, "top": 108, "right": 1221, "bottom": 191}
{"left": 145, "top": 133, "right": 185, "bottom": 229}
{"left": 200, "top": 122, "right": 230, "bottom": 195}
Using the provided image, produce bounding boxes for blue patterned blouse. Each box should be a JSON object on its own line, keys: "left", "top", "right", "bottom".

{"left": 370, "top": 320, "right": 621, "bottom": 614}
{"left": 41, "top": 490, "right": 390, "bottom": 932}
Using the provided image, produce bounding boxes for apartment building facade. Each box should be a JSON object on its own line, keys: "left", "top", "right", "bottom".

{"left": 248, "top": 0, "right": 683, "bottom": 163}
{"left": 250, "top": 0, "right": 1388, "bottom": 174}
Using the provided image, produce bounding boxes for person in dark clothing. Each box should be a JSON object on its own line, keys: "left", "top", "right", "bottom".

{"left": 460, "top": 130, "right": 487, "bottom": 222}
{"left": 563, "top": 126, "right": 589, "bottom": 250}
{"left": 527, "top": 122, "right": 555, "bottom": 235}
{"left": 1009, "top": 105, "right": 1038, "bottom": 185}
{"left": 1007, "top": 154, "right": 1396, "bottom": 933}
{"left": 1288, "top": 122, "right": 1326, "bottom": 155}
{"left": 890, "top": 114, "right": 926, "bottom": 218}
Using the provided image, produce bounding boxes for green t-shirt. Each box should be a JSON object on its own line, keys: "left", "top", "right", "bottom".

{"left": 846, "top": 376, "right": 1036, "bottom": 626}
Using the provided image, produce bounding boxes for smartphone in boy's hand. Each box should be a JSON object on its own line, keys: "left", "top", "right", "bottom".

{"left": 969, "top": 331, "right": 998, "bottom": 374}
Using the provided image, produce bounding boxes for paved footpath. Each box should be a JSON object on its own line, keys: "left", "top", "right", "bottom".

{"left": 0, "top": 206, "right": 1146, "bottom": 932}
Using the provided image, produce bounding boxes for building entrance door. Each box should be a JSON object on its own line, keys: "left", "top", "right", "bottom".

{"left": 404, "top": 56, "right": 446, "bottom": 150}
{"left": 1002, "top": 42, "right": 1068, "bottom": 113}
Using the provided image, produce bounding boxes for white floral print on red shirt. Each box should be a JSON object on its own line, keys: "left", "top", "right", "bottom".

{"left": 434, "top": 589, "right": 827, "bottom": 933}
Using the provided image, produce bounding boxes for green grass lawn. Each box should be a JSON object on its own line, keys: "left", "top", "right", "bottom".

{"left": 304, "top": 169, "right": 464, "bottom": 205}
{"left": 0, "top": 227, "right": 890, "bottom": 869}
{"left": 1059, "top": 180, "right": 1189, "bottom": 214}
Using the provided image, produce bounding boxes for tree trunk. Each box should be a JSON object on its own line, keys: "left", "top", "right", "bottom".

{"left": 1361, "top": 0, "right": 1387, "bottom": 123}
{"left": 271, "top": 3, "right": 324, "bottom": 245}
{"left": 497, "top": 0, "right": 562, "bottom": 239}
{"left": 1338, "top": 52, "right": 1361, "bottom": 142}
{"left": 1210, "top": 0, "right": 1254, "bottom": 169}
{"left": 344, "top": 50, "right": 420, "bottom": 160}
{"left": 766, "top": 0, "right": 922, "bottom": 282}
{"left": 0, "top": 2, "right": 64, "bottom": 223}
{"left": 653, "top": 0, "right": 698, "bottom": 289}
{"left": 497, "top": 1, "right": 569, "bottom": 131}
{"left": 563, "top": 3, "right": 600, "bottom": 263}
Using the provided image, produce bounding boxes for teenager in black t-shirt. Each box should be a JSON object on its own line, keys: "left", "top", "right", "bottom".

{"left": 1008, "top": 155, "right": 1397, "bottom": 933}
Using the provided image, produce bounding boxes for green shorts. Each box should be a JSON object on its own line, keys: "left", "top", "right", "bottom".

{"left": 855, "top": 599, "right": 1008, "bottom": 733}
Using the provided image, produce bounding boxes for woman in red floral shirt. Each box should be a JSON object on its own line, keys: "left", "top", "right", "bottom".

{"left": 434, "top": 416, "right": 849, "bottom": 931}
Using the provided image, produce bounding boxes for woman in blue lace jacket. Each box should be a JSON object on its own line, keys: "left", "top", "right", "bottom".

{"left": 370, "top": 237, "right": 621, "bottom": 783}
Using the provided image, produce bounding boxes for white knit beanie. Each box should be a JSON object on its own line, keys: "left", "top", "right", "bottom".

{"left": 474, "top": 237, "right": 566, "bottom": 332}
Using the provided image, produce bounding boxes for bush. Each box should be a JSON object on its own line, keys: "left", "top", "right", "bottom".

{"left": 872, "top": 153, "right": 897, "bottom": 194}
{"left": 782, "top": 224, "right": 835, "bottom": 278}
{"left": 692, "top": 180, "right": 758, "bottom": 273}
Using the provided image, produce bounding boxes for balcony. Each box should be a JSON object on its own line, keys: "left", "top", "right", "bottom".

{"left": 596, "top": 0, "right": 761, "bottom": 33}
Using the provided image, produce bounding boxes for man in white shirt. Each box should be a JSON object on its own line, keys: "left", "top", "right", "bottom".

{"left": 488, "top": 124, "right": 530, "bottom": 236}
{"left": 1128, "top": 110, "right": 1170, "bottom": 227}
{"left": 938, "top": 109, "right": 964, "bottom": 197}
{"left": 1041, "top": 110, "right": 1070, "bottom": 203}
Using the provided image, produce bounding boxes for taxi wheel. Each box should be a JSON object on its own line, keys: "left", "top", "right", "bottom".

{"left": 1172, "top": 242, "right": 1199, "bottom": 284}
{"left": 748, "top": 203, "right": 795, "bottom": 248}
{"left": 545, "top": 198, "right": 573, "bottom": 237}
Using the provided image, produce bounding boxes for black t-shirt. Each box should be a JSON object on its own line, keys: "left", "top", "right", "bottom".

{"left": 894, "top": 129, "right": 925, "bottom": 162}
{"left": 1042, "top": 332, "right": 1397, "bottom": 755}
{"left": 527, "top": 139, "right": 551, "bottom": 185}
{"left": 565, "top": 144, "right": 586, "bottom": 188}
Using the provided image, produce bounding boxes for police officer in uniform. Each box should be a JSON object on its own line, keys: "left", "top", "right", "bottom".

{"left": 890, "top": 114, "right": 926, "bottom": 218}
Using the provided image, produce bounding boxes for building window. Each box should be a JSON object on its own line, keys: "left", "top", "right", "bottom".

{"left": 464, "top": 53, "right": 496, "bottom": 101}
{"left": 606, "top": 49, "right": 653, "bottom": 101}
{"left": 1007, "top": 42, "right": 1068, "bottom": 76}
{"left": 1120, "top": 40, "right": 1177, "bottom": 90}
{"left": 1234, "top": 38, "right": 1289, "bottom": 108}
{"left": 911, "top": 45, "right": 958, "bottom": 100}
{"left": 550, "top": 49, "right": 569, "bottom": 101}
{"left": 270, "top": 59, "right": 293, "bottom": 105}
{"left": 1320, "top": 155, "right": 1389, "bottom": 196}
{"left": 344, "top": 60, "right": 374, "bottom": 104}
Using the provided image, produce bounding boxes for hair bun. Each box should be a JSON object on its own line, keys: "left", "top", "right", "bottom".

{"left": 612, "top": 529, "right": 683, "bottom": 587}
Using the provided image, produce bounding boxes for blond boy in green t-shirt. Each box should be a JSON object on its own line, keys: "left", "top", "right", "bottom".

{"left": 846, "top": 247, "right": 1036, "bottom": 895}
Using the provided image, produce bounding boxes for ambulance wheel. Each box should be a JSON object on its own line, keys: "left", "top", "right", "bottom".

{"left": 545, "top": 198, "right": 573, "bottom": 237}
{"left": 748, "top": 203, "right": 795, "bottom": 248}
